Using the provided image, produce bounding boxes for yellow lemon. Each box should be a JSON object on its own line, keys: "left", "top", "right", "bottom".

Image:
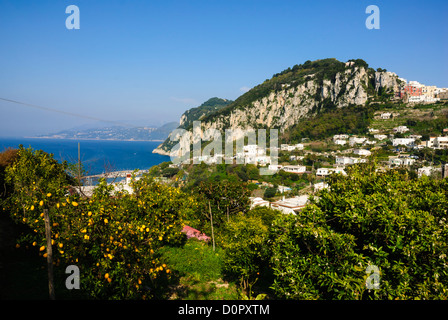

{"left": 39, "top": 246, "right": 45, "bottom": 251}
{"left": 46, "top": 193, "right": 52, "bottom": 197}
{"left": 104, "top": 273, "right": 109, "bottom": 279}
{"left": 39, "top": 200, "right": 44, "bottom": 207}
{"left": 72, "top": 201, "right": 78, "bottom": 207}
{"left": 30, "top": 205, "right": 35, "bottom": 211}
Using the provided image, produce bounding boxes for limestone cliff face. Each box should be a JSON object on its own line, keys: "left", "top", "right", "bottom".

{"left": 196, "top": 67, "right": 398, "bottom": 139}
{"left": 375, "top": 71, "right": 400, "bottom": 93}
{"left": 153, "top": 61, "right": 400, "bottom": 154}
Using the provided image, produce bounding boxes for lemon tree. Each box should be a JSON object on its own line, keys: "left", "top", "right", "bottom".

{"left": 4, "top": 146, "right": 200, "bottom": 299}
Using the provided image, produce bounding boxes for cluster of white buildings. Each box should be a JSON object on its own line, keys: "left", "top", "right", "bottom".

{"left": 333, "top": 134, "right": 380, "bottom": 147}
{"left": 281, "top": 143, "right": 304, "bottom": 152}
{"left": 388, "top": 155, "right": 417, "bottom": 167}
{"left": 397, "top": 80, "right": 448, "bottom": 104}
{"left": 335, "top": 156, "right": 368, "bottom": 166}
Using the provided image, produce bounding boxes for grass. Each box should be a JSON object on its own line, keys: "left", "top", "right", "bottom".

{"left": 158, "top": 238, "right": 240, "bottom": 300}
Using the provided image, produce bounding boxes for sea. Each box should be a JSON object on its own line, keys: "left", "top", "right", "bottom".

{"left": 0, "top": 138, "right": 170, "bottom": 177}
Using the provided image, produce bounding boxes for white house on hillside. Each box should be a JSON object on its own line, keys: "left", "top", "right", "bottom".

{"left": 353, "top": 149, "right": 371, "bottom": 156}
{"left": 282, "top": 165, "right": 306, "bottom": 174}
{"left": 270, "top": 195, "right": 309, "bottom": 215}
{"left": 392, "top": 138, "right": 415, "bottom": 147}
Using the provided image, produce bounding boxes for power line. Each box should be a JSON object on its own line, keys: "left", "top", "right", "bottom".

{"left": 0, "top": 97, "right": 136, "bottom": 128}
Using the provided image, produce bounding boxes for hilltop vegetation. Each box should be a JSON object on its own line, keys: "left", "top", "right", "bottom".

{"left": 178, "top": 97, "right": 233, "bottom": 129}
{"left": 203, "top": 58, "right": 370, "bottom": 121}
{"left": 282, "top": 104, "right": 374, "bottom": 143}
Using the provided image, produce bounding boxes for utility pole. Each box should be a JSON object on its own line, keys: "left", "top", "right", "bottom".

{"left": 208, "top": 201, "right": 215, "bottom": 252}
{"left": 78, "top": 142, "right": 81, "bottom": 185}
{"left": 43, "top": 209, "right": 55, "bottom": 300}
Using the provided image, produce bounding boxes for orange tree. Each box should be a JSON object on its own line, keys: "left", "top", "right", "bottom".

{"left": 4, "top": 146, "right": 199, "bottom": 299}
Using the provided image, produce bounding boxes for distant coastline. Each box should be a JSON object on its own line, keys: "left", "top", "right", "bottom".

{"left": 25, "top": 136, "right": 165, "bottom": 142}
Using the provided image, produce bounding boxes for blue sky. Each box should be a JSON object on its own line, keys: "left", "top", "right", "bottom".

{"left": 0, "top": 0, "right": 447, "bottom": 137}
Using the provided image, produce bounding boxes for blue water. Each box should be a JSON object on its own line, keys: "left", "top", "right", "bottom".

{"left": 0, "top": 138, "right": 170, "bottom": 176}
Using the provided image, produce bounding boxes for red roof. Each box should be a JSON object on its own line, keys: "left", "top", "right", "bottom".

{"left": 181, "top": 225, "right": 210, "bottom": 242}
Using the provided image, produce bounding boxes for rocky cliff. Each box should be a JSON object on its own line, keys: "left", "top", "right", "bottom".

{"left": 153, "top": 58, "right": 400, "bottom": 155}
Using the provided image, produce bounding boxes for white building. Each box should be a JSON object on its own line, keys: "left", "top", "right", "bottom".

{"left": 316, "top": 168, "right": 330, "bottom": 176}
{"left": 245, "top": 155, "right": 271, "bottom": 165}
{"left": 380, "top": 112, "right": 392, "bottom": 119}
{"left": 349, "top": 137, "right": 367, "bottom": 146}
{"left": 392, "top": 138, "right": 415, "bottom": 147}
{"left": 433, "top": 136, "right": 448, "bottom": 149}
{"left": 249, "top": 197, "right": 270, "bottom": 210}
{"left": 335, "top": 156, "right": 366, "bottom": 166}
{"left": 282, "top": 165, "right": 307, "bottom": 174}
{"left": 268, "top": 164, "right": 283, "bottom": 172}
{"left": 393, "top": 126, "right": 409, "bottom": 134}
{"left": 316, "top": 167, "right": 346, "bottom": 176}
{"left": 417, "top": 167, "right": 434, "bottom": 178}
{"left": 353, "top": 149, "right": 371, "bottom": 156}
{"left": 281, "top": 143, "right": 304, "bottom": 151}
{"left": 270, "top": 195, "right": 309, "bottom": 215}
{"left": 289, "top": 155, "right": 305, "bottom": 161}
{"left": 389, "top": 156, "right": 416, "bottom": 166}
{"left": 243, "top": 144, "right": 265, "bottom": 156}
{"left": 374, "top": 134, "right": 388, "bottom": 141}
{"left": 334, "top": 139, "right": 347, "bottom": 145}
{"left": 333, "top": 134, "right": 349, "bottom": 140}
{"left": 277, "top": 185, "right": 292, "bottom": 193}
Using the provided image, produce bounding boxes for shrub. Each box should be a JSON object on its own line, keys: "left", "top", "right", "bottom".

{"left": 269, "top": 163, "right": 448, "bottom": 299}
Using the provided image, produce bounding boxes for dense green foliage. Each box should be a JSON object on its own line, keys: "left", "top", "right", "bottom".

{"left": 405, "top": 112, "right": 448, "bottom": 138}
{"left": 268, "top": 163, "right": 448, "bottom": 299}
{"left": 283, "top": 105, "right": 374, "bottom": 143}
{"left": 2, "top": 146, "right": 199, "bottom": 299}
{"left": 178, "top": 97, "right": 233, "bottom": 130}
{"left": 2, "top": 145, "right": 448, "bottom": 300}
